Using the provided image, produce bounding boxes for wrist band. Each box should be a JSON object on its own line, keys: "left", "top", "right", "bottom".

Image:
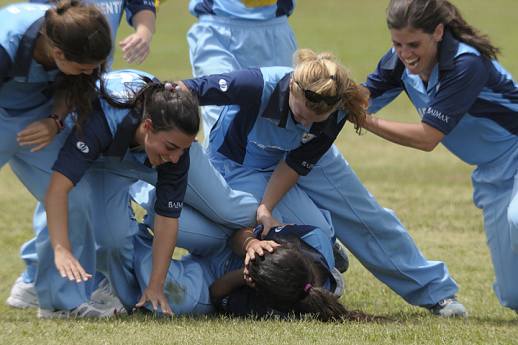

{"left": 49, "top": 114, "right": 64, "bottom": 133}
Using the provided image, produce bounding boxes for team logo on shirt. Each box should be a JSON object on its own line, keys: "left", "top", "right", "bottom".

{"left": 168, "top": 201, "right": 183, "bottom": 209}
{"left": 301, "top": 132, "right": 316, "bottom": 144}
{"left": 76, "top": 141, "right": 90, "bottom": 154}
{"left": 419, "top": 107, "right": 449, "bottom": 124}
{"left": 273, "top": 225, "right": 287, "bottom": 233}
{"left": 218, "top": 79, "right": 228, "bottom": 92}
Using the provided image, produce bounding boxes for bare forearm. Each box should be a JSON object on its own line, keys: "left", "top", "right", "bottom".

{"left": 209, "top": 269, "right": 245, "bottom": 303}
{"left": 261, "top": 160, "right": 299, "bottom": 210}
{"left": 132, "top": 10, "right": 155, "bottom": 37}
{"left": 45, "top": 173, "right": 73, "bottom": 251}
{"left": 364, "top": 115, "right": 443, "bottom": 151}
{"left": 230, "top": 227, "right": 256, "bottom": 256}
{"left": 148, "top": 215, "right": 178, "bottom": 288}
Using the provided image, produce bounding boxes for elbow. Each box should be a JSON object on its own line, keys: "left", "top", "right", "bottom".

{"left": 419, "top": 142, "right": 437, "bottom": 152}
{"left": 416, "top": 139, "right": 440, "bottom": 152}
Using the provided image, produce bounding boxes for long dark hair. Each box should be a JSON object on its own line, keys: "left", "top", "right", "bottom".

{"left": 248, "top": 238, "right": 373, "bottom": 322}
{"left": 386, "top": 0, "right": 499, "bottom": 60}
{"left": 44, "top": 0, "right": 112, "bottom": 124}
{"left": 101, "top": 77, "right": 200, "bottom": 136}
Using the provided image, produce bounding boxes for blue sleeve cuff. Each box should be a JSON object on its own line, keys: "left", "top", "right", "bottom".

{"left": 125, "top": 0, "right": 156, "bottom": 27}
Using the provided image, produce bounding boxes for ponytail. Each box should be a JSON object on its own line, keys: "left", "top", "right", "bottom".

{"left": 248, "top": 238, "right": 377, "bottom": 322}
{"left": 386, "top": 0, "right": 499, "bottom": 60}
{"left": 441, "top": 1, "right": 499, "bottom": 59}
{"left": 100, "top": 76, "right": 200, "bottom": 136}
{"left": 292, "top": 49, "right": 367, "bottom": 134}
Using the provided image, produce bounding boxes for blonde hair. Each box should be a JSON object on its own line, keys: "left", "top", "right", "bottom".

{"left": 292, "top": 49, "right": 368, "bottom": 133}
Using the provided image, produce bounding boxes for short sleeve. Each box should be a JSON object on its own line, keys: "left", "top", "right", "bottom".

{"left": 421, "top": 54, "right": 489, "bottom": 134}
{"left": 125, "top": 0, "right": 156, "bottom": 26}
{"left": 182, "top": 69, "right": 264, "bottom": 107}
{"left": 364, "top": 48, "right": 405, "bottom": 113}
{"left": 154, "top": 148, "right": 190, "bottom": 218}
{"left": 52, "top": 109, "right": 113, "bottom": 185}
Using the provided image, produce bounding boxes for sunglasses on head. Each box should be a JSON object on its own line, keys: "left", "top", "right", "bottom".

{"left": 294, "top": 80, "right": 340, "bottom": 106}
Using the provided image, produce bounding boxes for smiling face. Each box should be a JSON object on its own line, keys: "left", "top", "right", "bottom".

{"left": 288, "top": 81, "right": 335, "bottom": 128}
{"left": 142, "top": 119, "right": 196, "bottom": 166}
{"left": 390, "top": 24, "right": 444, "bottom": 81}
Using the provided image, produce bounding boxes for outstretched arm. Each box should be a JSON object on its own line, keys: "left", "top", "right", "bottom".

{"left": 136, "top": 214, "right": 177, "bottom": 315}
{"left": 257, "top": 160, "right": 299, "bottom": 237}
{"left": 120, "top": 9, "right": 156, "bottom": 64}
{"left": 363, "top": 115, "right": 444, "bottom": 152}
{"left": 45, "top": 172, "right": 92, "bottom": 283}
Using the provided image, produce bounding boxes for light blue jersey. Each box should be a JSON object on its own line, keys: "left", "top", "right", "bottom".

{"left": 366, "top": 30, "right": 518, "bottom": 168}
{"left": 186, "top": 0, "right": 297, "bottom": 141}
{"left": 183, "top": 67, "right": 347, "bottom": 176}
{"left": 365, "top": 29, "right": 518, "bottom": 311}
{"left": 189, "top": 0, "right": 294, "bottom": 20}
{"left": 0, "top": 3, "right": 58, "bottom": 113}
{"left": 188, "top": 67, "right": 461, "bottom": 309}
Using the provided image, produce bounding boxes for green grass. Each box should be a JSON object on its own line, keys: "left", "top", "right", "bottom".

{"left": 1, "top": 0, "right": 518, "bottom": 344}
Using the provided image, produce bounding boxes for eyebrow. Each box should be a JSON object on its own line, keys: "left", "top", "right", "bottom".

{"left": 165, "top": 141, "right": 180, "bottom": 149}
{"left": 392, "top": 39, "right": 420, "bottom": 46}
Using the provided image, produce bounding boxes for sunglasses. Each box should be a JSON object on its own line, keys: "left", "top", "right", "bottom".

{"left": 294, "top": 80, "right": 340, "bottom": 106}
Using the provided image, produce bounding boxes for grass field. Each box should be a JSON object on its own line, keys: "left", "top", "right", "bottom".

{"left": 1, "top": 0, "right": 518, "bottom": 344}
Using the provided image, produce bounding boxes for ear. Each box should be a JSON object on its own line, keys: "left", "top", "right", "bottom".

{"left": 433, "top": 23, "right": 444, "bottom": 42}
{"left": 143, "top": 118, "right": 154, "bottom": 132}
{"left": 52, "top": 47, "right": 65, "bottom": 62}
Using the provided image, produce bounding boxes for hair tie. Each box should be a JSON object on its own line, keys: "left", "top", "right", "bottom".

{"left": 304, "top": 283, "right": 313, "bottom": 293}
{"left": 164, "top": 82, "right": 180, "bottom": 92}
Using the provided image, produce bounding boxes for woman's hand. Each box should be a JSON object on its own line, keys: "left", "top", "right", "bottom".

{"left": 136, "top": 284, "right": 173, "bottom": 316}
{"left": 54, "top": 245, "right": 92, "bottom": 283}
{"left": 243, "top": 239, "right": 280, "bottom": 287}
{"left": 256, "top": 204, "right": 282, "bottom": 238}
{"left": 119, "top": 29, "right": 152, "bottom": 64}
{"left": 17, "top": 118, "right": 59, "bottom": 152}
{"left": 243, "top": 238, "right": 280, "bottom": 268}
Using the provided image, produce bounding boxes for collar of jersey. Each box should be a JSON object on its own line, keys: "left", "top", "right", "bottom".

{"left": 13, "top": 17, "right": 46, "bottom": 79}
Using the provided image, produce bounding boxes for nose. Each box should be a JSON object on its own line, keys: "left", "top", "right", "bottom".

{"left": 82, "top": 68, "right": 94, "bottom": 76}
{"left": 399, "top": 46, "right": 413, "bottom": 59}
{"left": 168, "top": 150, "right": 182, "bottom": 164}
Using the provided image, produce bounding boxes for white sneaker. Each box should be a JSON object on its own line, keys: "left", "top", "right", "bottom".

{"left": 38, "top": 301, "right": 123, "bottom": 319}
{"left": 6, "top": 277, "right": 39, "bottom": 309}
{"left": 91, "top": 278, "right": 126, "bottom": 313}
{"left": 429, "top": 297, "right": 468, "bottom": 317}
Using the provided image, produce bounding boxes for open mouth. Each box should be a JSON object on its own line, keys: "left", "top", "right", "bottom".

{"left": 404, "top": 58, "right": 419, "bottom": 68}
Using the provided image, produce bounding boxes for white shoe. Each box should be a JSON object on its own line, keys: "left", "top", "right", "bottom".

{"left": 91, "top": 278, "right": 126, "bottom": 313}
{"left": 429, "top": 297, "right": 468, "bottom": 318}
{"left": 6, "top": 277, "right": 39, "bottom": 309}
{"left": 38, "top": 301, "right": 124, "bottom": 319}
